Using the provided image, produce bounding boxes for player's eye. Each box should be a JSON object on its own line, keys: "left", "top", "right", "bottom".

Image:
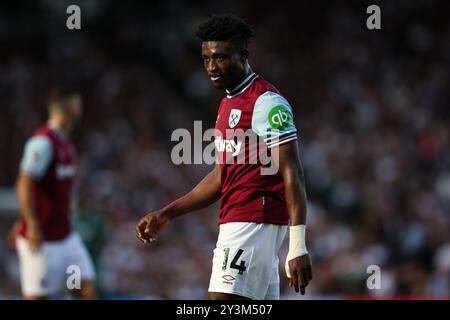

{"left": 217, "top": 55, "right": 225, "bottom": 62}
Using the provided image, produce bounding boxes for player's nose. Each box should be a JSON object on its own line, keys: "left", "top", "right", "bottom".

{"left": 206, "top": 60, "right": 219, "bottom": 74}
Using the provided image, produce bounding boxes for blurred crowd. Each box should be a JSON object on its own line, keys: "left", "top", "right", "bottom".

{"left": 0, "top": 0, "right": 449, "bottom": 299}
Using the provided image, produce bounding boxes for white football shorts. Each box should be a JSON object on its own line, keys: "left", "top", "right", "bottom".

{"left": 16, "top": 232, "right": 95, "bottom": 297}
{"left": 208, "top": 222, "right": 287, "bottom": 300}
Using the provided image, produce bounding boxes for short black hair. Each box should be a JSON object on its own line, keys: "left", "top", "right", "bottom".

{"left": 47, "top": 88, "right": 80, "bottom": 113}
{"left": 196, "top": 13, "right": 254, "bottom": 48}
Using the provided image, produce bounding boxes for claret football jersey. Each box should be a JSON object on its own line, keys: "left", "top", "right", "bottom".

{"left": 214, "top": 72, "right": 298, "bottom": 225}
{"left": 18, "top": 125, "right": 76, "bottom": 240}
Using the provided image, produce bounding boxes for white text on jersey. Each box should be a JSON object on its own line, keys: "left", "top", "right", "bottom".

{"left": 56, "top": 164, "right": 76, "bottom": 179}
{"left": 214, "top": 136, "right": 242, "bottom": 157}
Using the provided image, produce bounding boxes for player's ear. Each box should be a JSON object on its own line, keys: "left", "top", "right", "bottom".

{"left": 240, "top": 48, "right": 249, "bottom": 63}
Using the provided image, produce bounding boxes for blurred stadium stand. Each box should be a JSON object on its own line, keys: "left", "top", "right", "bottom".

{"left": 0, "top": 0, "right": 449, "bottom": 299}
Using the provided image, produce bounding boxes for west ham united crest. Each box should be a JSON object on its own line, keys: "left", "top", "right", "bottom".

{"left": 228, "top": 109, "right": 242, "bottom": 128}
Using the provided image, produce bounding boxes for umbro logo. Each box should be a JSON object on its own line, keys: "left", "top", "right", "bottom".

{"left": 222, "top": 274, "right": 235, "bottom": 285}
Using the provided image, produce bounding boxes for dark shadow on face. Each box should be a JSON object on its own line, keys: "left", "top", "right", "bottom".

{"left": 201, "top": 41, "right": 248, "bottom": 90}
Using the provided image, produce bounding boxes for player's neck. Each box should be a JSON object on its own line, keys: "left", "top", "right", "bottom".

{"left": 47, "top": 118, "right": 69, "bottom": 138}
{"left": 226, "top": 68, "right": 255, "bottom": 95}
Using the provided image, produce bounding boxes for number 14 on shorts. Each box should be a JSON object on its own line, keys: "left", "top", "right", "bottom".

{"left": 222, "top": 247, "right": 252, "bottom": 275}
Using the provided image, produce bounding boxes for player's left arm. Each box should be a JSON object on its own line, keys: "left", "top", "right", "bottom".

{"left": 7, "top": 219, "right": 22, "bottom": 250}
{"left": 273, "top": 142, "right": 313, "bottom": 295}
{"left": 252, "top": 91, "right": 312, "bottom": 294}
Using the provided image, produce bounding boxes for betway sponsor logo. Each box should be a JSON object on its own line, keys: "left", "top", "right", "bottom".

{"left": 170, "top": 121, "right": 279, "bottom": 175}
{"left": 214, "top": 136, "right": 242, "bottom": 157}
{"left": 56, "top": 164, "right": 76, "bottom": 178}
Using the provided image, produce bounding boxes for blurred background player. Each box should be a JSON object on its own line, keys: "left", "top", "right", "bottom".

{"left": 136, "top": 14, "right": 313, "bottom": 300}
{"left": 9, "top": 91, "right": 96, "bottom": 300}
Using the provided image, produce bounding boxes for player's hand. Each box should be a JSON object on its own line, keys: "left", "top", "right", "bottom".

{"left": 135, "top": 211, "right": 171, "bottom": 244}
{"left": 287, "top": 254, "right": 313, "bottom": 295}
{"left": 26, "top": 220, "right": 43, "bottom": 253}
{"left": 7, "top": 220, "right": 22, "bottom": 250}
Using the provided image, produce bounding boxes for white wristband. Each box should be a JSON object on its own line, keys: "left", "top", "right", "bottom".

{"left": 285, "top": 225, "right": 308, "bottom": 278}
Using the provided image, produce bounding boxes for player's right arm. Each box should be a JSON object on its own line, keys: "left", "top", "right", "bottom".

{"left": 136, "top": 163, "right": 221, "bottom": 243}
{"left": 16, "top": 136, "right": 53, "bottom": 252}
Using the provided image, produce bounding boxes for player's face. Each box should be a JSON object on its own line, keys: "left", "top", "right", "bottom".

{"left": 65, "top": 96, "right": 82, "bottom": 131}
{"left": 201, "top": 41, "right": 247, "bottom": 90}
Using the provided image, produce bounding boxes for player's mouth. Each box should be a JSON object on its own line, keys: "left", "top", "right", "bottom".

{"left": 210, "top": 74, "right": 222, "bottom": 82}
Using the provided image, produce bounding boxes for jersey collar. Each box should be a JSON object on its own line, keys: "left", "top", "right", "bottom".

{"left": 226, "top": 72, "right": 258, "bottom": 98}
{"left": 47, "top": 123, "right": 67, "bottom": 140}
